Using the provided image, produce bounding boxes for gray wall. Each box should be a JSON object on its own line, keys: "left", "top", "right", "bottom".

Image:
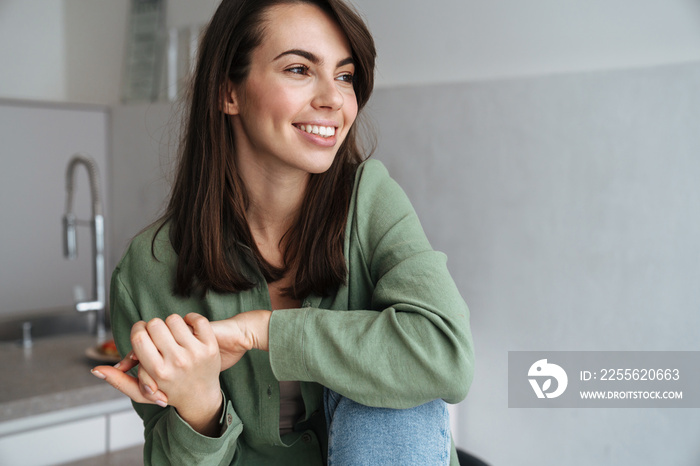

{"left": 110, "top": 102, "right": 175, "bottom": 266}
{"left": 105, "top": 60, "right": 700, "bottom": 465}
{"left": 4, "top": 0, "right": 700, "bottom": 104}
{"left": 367, "top": 62, "right": 700, "bottom": 465}
{"left": 0, "top": 100, "right": 109, "bottom": 316}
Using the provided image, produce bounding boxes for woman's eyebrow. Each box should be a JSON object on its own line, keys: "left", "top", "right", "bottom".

{"left": 274, "top": 49, "right": 355, "bottom": 67}
{"left": 337, "top": 57, "right": 354, "bottom": 67}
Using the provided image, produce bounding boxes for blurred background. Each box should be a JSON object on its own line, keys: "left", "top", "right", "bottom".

{"left": 1, "top": 0, "right": 700, "bottom": 464}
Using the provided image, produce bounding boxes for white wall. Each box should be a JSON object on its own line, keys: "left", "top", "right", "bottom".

{"left": 369, "top": 62, "right": 700, "bottom": 465}
{"left": 3, "top": 0, "right": 700, "bottom": 104}
{"left": 109, "top": 102, "right": 175, "bottom": 265}
{"left": 354, "top": 0, "right": 700, "bottom": 85}
{"left": 2, "top": 1, "right": 699, "bottom": 463}
{"left": 0, "top": 1, "right": 66, "bottom": 102}
{"left": 166, "top": 0, "right": 219, "bottom": 29}
{"left": 0, "top": 101, "right": 109, "bottom": 316}
{"left": 104, "top": 61, "right": 700, "bottom": 465}
{"left": 0, "top": 0, "right": 127, "bottom": 104}
{"left": 64, "top": 0, "right": 129, "bottom": 105}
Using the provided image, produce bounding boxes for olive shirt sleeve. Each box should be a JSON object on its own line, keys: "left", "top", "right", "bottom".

{"left": 110, "top": 261, "right": 243, "bottom": 465}
{"left": 268, "top": 160, "right": 475, "bottom": 409}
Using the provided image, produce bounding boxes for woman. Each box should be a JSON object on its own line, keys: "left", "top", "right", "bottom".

{"left": 92, "top": 0, "right": 474, "bottom": 464}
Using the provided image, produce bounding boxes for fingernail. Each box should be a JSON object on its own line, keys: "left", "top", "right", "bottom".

{"left": 143, "top": 384, "right": 154, "bottom": 395}
{"left": 155, "top": 400, "right": 168, "bottom": 408}
{"left": 113, "top": 362, "right": 121, "bottom": 369}
{"left": 91, "top": 369, "right": 106, "bottom": 380}
{"left": 130, "top": 353, "right": 137, "bottom": 360}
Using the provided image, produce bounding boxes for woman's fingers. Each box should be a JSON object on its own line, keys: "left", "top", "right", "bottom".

{"left": 143, "top": 318, "right": 181, "bottom": 361}
{"left": 184, "top": 313, "right": 217, "bottom": 345}
{"left": 109, "top": 350, "right": 165, "bottom": 403}
{"left": 130, "top": 321, "right": 165, "bottom": 370}
{"left": 94, "top": 314, "right": 218, "bottom": 410}
{"left": 115, "top": 313, "right": 222, "bottom": 415}
{"left": 112, "top": 351, "right": 162, "bottom": 396}
{"left": 91, "top": 365, "right": 168, "bottom": 407}
{"left": 137, "top": 364, "right": 161, "bottom": 399}
{"left": 113, "top": 351, "right": 139, "bottom": 372}
{"left": 165, "top": 313, "right": 197, "bottom": 347}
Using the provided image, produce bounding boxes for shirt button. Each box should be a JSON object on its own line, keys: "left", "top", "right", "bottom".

{"left": 301, "top": 433, "right": 313, "bottom": 444}
{"left": 226, "top": 413, "right": 233, "bottom": 425}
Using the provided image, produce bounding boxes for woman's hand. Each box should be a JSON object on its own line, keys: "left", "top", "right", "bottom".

{"left": 92, "top": 313, "right": 223, "bottom": 436}
{"left": 210, "top": 310, "right": 271, "bottom": 371}
{"left": 90, "top": 351, "right": 168, "bottom": 408}
{"left": 92, "top": 310, "right": 270, "bottom": 433}
{"left": 92, "top": 351, "right": 169, "bottom": 407}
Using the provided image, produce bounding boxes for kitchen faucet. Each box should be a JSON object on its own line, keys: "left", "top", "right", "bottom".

{"left": 62, "top": 154, "right": 106, "bottom": 342}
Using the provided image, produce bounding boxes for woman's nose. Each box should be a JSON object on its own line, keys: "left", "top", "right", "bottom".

{"left": 311, "top": 75, "right": 344, "bottom": 111}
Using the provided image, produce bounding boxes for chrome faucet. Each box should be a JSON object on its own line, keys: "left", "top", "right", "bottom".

{"left": 63, "top": 154, "right": 106, "bottom": 342}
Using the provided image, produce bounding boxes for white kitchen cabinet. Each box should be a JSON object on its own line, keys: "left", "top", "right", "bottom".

{"left": 0, "top": 416, "right": 106, "bottom": 466}
{"left": 108, "top": 409, "right": 144, "bottom": 452}
{"left": 0, "top": 399, "right": 144, "bottom": 465}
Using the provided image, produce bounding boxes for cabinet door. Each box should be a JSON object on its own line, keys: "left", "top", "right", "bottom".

{"left": 109, "top": 409, "right": 144, "bottom": 451}
{"left": 0, "top": 416, "right": 106, "bottom": 466}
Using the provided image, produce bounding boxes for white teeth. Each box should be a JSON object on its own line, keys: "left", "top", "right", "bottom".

{"left": 295, "top": 124, "right": 336, "bottom": 138}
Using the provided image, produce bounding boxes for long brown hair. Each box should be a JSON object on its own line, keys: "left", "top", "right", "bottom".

{"left": 156, "top": 0, "right": 376, "bottom": 298}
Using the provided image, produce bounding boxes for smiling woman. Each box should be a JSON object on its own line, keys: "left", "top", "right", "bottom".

{"left": 91, "top": 1, "right": 474, "bottom": 465}
{"left": 221, "top": 3, "right": 359, "bottom": 199}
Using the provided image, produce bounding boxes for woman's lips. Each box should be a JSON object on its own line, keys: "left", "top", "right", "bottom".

{"left": 293, "top": 123, "right": 338, "bottom": 147}
{"left": 294, "top": 123, "right": 336, "bottom": 138}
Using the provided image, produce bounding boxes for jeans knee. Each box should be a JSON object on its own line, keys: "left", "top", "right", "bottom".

{"left": 324, "top": 389, "right": 451, "bottom": 465}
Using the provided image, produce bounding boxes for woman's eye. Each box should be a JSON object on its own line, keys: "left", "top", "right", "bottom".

{"left": 337, "top": 73, "right": 354, "bottom": 84}
{"left": 286, "top": 65, "right": 308, "bottom": 75}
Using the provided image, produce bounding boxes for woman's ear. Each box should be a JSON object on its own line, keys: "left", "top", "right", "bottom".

{"left": 220, "top": 81, "right": 240, "bottom": 115}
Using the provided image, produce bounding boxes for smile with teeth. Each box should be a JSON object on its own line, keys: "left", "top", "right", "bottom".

{"left": 294, "top": 124, "right": 336, "bottom": 138}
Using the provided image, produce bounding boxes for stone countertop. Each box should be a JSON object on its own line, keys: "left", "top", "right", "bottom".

{"left": 0, "top": 334, "right": 126, "bottom": 423}
{"left": 61, "top": 445, "right": 144, "bottom": 466}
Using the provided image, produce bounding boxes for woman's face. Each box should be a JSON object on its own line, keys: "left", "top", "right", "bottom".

{"left": 225, "top": 3, "right": 358, "bottom": 178}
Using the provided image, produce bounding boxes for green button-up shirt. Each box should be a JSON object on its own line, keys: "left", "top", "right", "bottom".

{"left": 110, "top": 159, "right": 474, "bottom": 465}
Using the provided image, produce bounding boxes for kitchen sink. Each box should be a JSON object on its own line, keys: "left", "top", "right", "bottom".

{"left": 0, "top": 308, "right": 98, "bottom": 343}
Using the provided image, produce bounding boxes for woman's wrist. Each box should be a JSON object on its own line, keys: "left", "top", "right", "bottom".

{"left": 211, "top": 310, "right": 271, "bottom": 371}
{"left": 252, "top": 310, "right": 271, "bottom": 352}
{"left": 175, "top": 387, "right": 224, "bottom": 437}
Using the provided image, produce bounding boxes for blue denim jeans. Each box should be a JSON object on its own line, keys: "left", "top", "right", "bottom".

{"left": 323, "top": 389, "right": 451, "bottom": 465}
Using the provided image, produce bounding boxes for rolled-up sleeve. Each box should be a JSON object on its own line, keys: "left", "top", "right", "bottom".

{"left": 269, "top": 160, "right": 474, "bottom": 409}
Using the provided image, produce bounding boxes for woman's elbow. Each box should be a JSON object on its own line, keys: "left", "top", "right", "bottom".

{"left": 442, "top": 348, "right": 474, "bottom": 403}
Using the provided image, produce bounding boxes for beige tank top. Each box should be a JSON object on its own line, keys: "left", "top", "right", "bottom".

{"left": 278, "top": 380, "right": 305, "bottom": 436}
